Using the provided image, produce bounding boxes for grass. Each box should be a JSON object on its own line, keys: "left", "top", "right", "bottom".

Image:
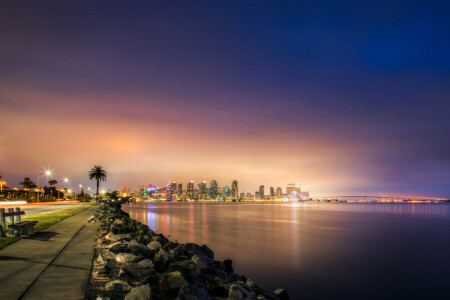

{"left": 0, "top": 203, "right": 95, "bottom": 249}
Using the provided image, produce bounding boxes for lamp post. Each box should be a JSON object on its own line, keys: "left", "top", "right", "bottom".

{"left": 0, "top": 180, "right": 5, "bottom": 193}
{"left": 37, "top": 170, "right": 52, "bottom": 202}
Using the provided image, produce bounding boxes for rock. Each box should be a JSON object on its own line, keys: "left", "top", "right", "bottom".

{"left": 182, "top": 243, "right": 214, "bottom": 260}
{"left": 96, "top": 297, "right": 110, "bottom": 300}
{"left": 160, "top": 271, "right": 188, "bottom": 295}
{"left": 118, "top": 267, "right": 134, "bottom": 281}
{"left": 147, "top": 241, "right": 162, "bottom": 252}
{"left": 152, "top": 234, "right": 168, "bottom": 245}
{"left": 137, "top": 259, "right": 155, "bottom": 269}
{"left": 155, "top": 248, "right": 171, "bottom": 270}
{"left": 228, "top": 284, "right": 257, "bottom": 300}
{"left": 168, "top": 260, "right": 198, "bottom": 282}
{"left": 105, "top": 280, "right": 131, "bottom": 293}
{"left": 176, "top": 283, "right": 211, "bottom": 300}
{"left": 246, "top": 279, "right": 256, "bottom": 289}
{"left": 96, "top": 254, "right": 106, "bottom": 264}
{"left": 129, "top": 240, "right": 156, "bottom": 258}
{"left": 105, "top": 232, "right": 131, "bottom": 242}
{"left": 109, "top": 243, "right": 130, "bottom": 253}
{"left": 210, "top": 285, "right": 228, "bottom": 298}
{"left": 94, "top": 265, "right": 111, "bottom": 277}
{"left": 223, "top": 259, "right": 234, "bottom": 273}
{"left": 124, "top": 284, "right": 152, "bottom": 300}
{"left": 172, "top": 245, "right": 184, "bottom": 257}
{"left": 191, "top": 254, "right": 210, "bottom": 272}
{"left": 114, "top": 218, "right": 123, "bottom": 225}
{"left": 273, "top": 289, "right": 289, "bottom": 300}
{"left": 116, "top": 253, "right": 140, "bottom": 263}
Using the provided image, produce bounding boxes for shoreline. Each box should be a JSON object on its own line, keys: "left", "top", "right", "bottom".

{"left": 88, "top": 202, "right": 289, "bottom": 300}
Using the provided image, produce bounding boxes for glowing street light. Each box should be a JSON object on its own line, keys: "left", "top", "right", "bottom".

{"left": 37, "top": 169, "right": 52, "bottom": 201}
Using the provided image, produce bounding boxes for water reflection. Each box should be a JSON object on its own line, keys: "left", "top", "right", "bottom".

{"left": 123, "top": 202, "right": 450, "bottom": 300}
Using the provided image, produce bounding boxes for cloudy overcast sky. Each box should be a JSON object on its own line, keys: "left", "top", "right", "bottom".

{"left": 1, "top": 1, "right": 449, "bottom": 196}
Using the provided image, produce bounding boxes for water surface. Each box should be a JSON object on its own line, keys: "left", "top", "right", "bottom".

{"left": 122, "top": 202, "right": 450, "bottom": 300}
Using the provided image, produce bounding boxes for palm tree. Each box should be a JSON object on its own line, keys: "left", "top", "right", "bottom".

{"left": 89, "top": 166, "right": 107, "bottom": 195}
{"left": 20, "top": 177, "right": 37, "bottom": 190}
{"left": 48, "top": 179, "right": 58, "bottom": 187}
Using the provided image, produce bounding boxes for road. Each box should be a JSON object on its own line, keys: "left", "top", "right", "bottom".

{"left": 0, "top": 202, "right": 84, "bottom": 215}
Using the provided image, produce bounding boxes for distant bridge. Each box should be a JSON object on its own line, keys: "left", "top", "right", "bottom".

{"left": 312, "top": 195, "right": 449, "bottom": 202}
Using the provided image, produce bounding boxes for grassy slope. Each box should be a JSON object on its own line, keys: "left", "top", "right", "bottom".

{"left": 0, "top": 203, "right": 95, "bottom": 249}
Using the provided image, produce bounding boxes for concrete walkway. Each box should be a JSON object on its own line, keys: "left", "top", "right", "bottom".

{"left": 0, "top": 205, "right": 99, "bottom": 300}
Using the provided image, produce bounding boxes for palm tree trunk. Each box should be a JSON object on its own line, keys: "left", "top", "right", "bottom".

{"left": 96, "top": 179, "right": 99, "bottom": 195}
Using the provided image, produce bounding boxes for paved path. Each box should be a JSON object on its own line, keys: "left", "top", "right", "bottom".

{"left": 0, "top": 205, "right": 99, "bottom": 300}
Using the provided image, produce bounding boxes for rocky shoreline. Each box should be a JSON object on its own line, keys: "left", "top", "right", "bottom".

{"left": 88, "top": 202, "right": 289, "bottom": 300}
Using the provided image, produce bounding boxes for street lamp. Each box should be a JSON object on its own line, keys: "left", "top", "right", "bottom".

{"left": 0, "top": 180, "right": 5, "bottom": 193}
{"left": 37, "top": 170, "right": 52, "bottom": 202}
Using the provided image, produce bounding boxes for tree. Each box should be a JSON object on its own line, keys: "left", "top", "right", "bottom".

{"left": 89, "top": 166, "right": 107, "bottom": 195}
{"left": 20, "top": 177, "right": 37, "bottom": 190}
{"left": 48, "top": 179, "right": 58, "bottom": 187}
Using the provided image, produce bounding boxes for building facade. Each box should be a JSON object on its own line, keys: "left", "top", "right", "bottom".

{"left": 231, "top": 180, "right": 238, "bottom": 200}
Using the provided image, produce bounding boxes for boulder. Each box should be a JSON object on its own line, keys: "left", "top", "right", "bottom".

{"left": 105, "top": 280, "right": 131, "bottom": 293}
{"left": 246, "top": 279, "right": 256, "bottom": 289}
{"left": 105, "top": 232, "right": 131, "bottom": 242}
{"left": 124, "top": 284, "right": 152, "bottom": 300}
{"left": 147, "top": 241, "right": 162, "bottom": 252}
{"left": 155, "top": 248, "right": 171, "bottom": 270}
{"left": 129, "top": 240, "right": 156, "bottom": 258}
{"left": 209, "top": 285, "right": 228, "bottom": 298}
{"left": 191, "top": 254, "right": 210, "bottom": 272}
{"left": 118, "top": 267, "right": 134, "bottom": 281}
{"left": 116, "top": 253, "right": 140, "bottom": 263}
{"left": 109, "top": 243, "right": 130, "bottom": 254}
{"left": 223, "top": 259, "right": 234, "bottom": 273}
{"left": 182, "top": 243, "right": 214, "bottom": 260}
{"left": 152, "top": 234, "right": 168, "bottom": 245}
{"left": 228, "top": 284, "right": 257, "bottom": 300}
{"left": 273, "top": 289, "right": 289, "bottom": 300}
{"left": 168, "top": 260, "right": 198, "bottom": 282}
{"left": 160, "top": 271, "right": 188, "bottom": 295}
{"left": 137, "top": 259, "right": 155, "bottom": 269}
{"left": 176, "top": 283, "right": 211, "bottom": 300}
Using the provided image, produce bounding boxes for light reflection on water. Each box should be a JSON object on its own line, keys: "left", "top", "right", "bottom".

{"left": 122, "top": 202, "right": 450, "bottom": 300}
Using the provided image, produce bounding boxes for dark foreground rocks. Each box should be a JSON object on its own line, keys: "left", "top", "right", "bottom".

{"left": 88, "top": 202, "right": 289, "bottom": 300}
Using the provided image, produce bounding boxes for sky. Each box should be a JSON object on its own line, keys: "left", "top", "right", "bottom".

{"left": 1, "top": 1, "right": 449, "bottom": 197}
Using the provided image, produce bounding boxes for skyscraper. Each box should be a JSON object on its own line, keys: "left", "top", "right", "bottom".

{"left": 259, "top": 185, "right": 264, "bottom": 199}
{"left": 210, "top": 180, "right": 218, "bottom": 199}
{"left": 231, "top": 180, "right": 238, "bottom": 200}
{"left": 276, "top": 187, "right": 282, "bottom": 198}
{"left": 177, "top": 183, "right": 183, "bottom": 196}
{"left": 198, "top": 181, "right": 207, "bottom": 200}
{"left": 187, "top": 181, "right": 194, "bottom": 199}
{"left": 270, "top": 187, "right": 275, "bottom": 197}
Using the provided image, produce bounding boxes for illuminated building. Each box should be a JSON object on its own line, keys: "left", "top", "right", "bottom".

{"left": 270, "top": 187, "right": 275, "bottom": 197}
{"left": 231, "top": 180, "right": 238, "bottom": 200}
{"left": 259, "top": 185, "right": 264, "bottom": 199}
{"left": 210, "top": 180, "right": 218, "bottom": 199}
{"left": 286, "top": 183, "right": 301, "bottom": 197}
{"left": 198, "top": 181, "right": 207, "bottom": 200}
{"left": 276, "top": 187, "right": 282, "bottom": 197}
{"left": 187, "top": 181, "right": 194, "bottom": 199}
{"left": 169, "top": 182, "right": 177, "bottom": 194}
{"left": 239, "top": 192, "right": 245, "bottom": 201}
{"left": 177, "top": 183, "right": 183, "bottom": 196}
{"left": 222, "top": 185, "right": 230, "bottom": 198}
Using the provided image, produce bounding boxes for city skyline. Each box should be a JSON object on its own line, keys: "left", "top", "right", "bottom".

{"left": 1, "top": 1, "right": 449, "bottom": 198}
